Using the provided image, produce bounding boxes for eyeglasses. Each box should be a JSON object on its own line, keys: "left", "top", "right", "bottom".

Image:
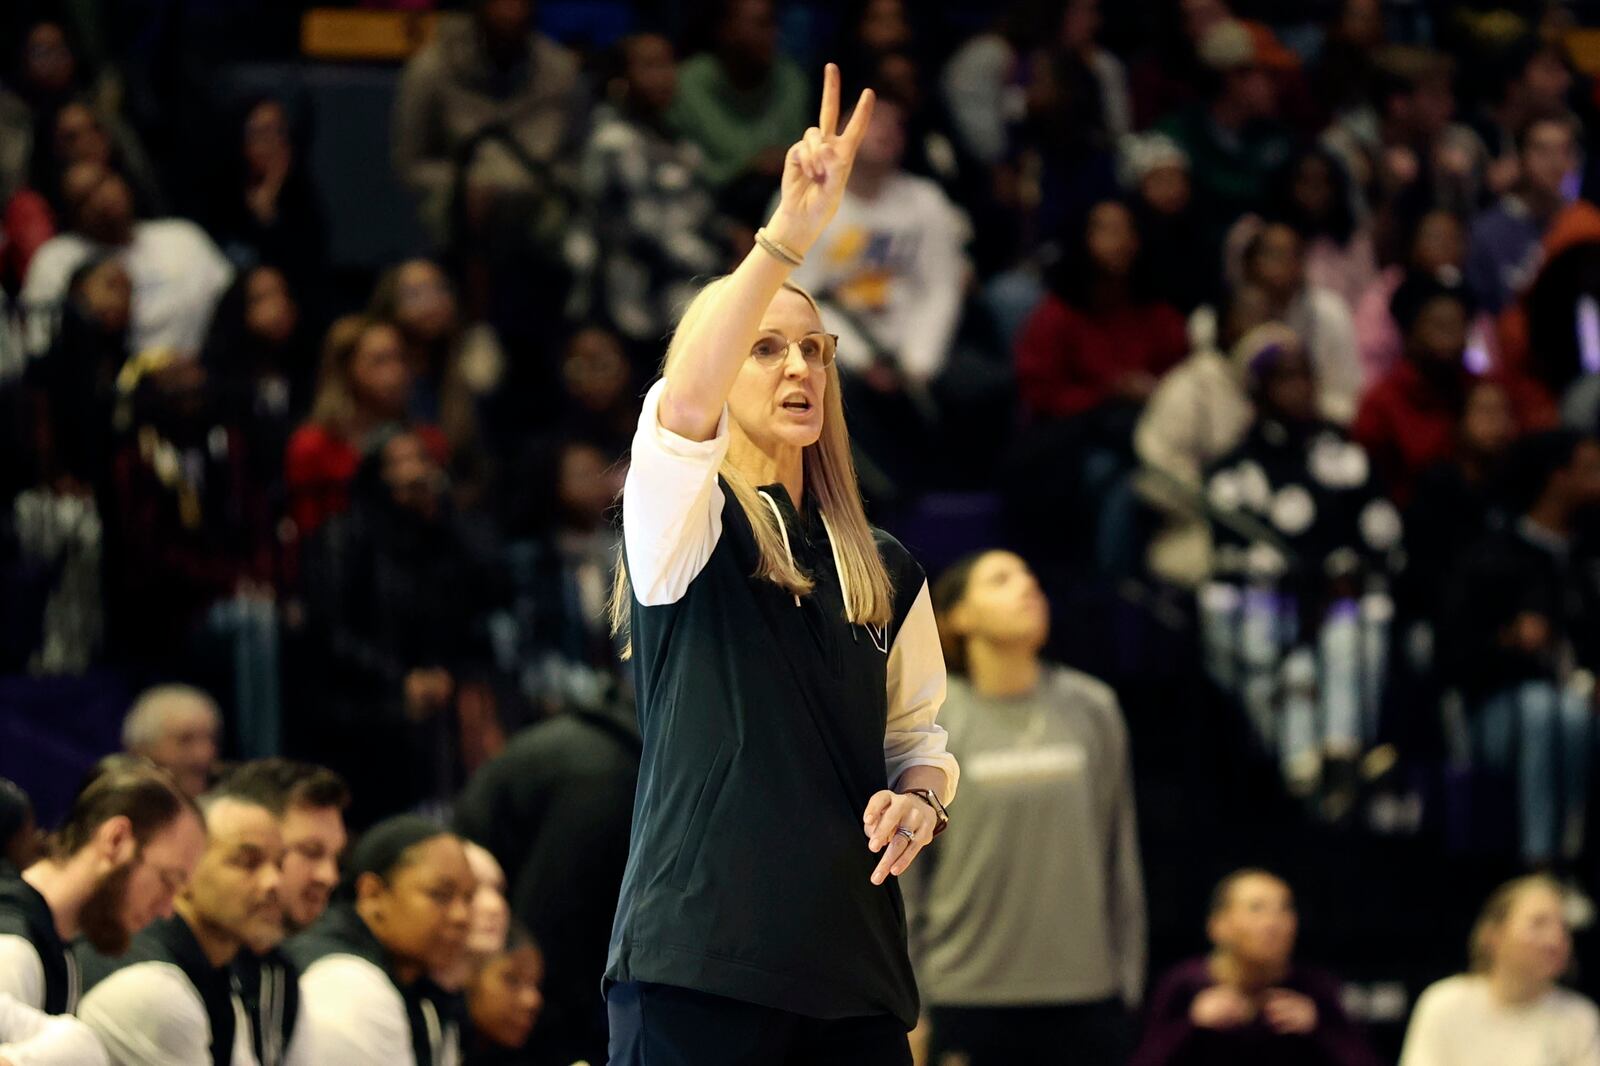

{"left": 749, "top": 332, "right": 837, "bottom": 369}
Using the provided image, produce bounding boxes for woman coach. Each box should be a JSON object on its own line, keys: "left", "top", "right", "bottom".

{"left": 602, "top": 64, "right": 959, "bottom": 1065}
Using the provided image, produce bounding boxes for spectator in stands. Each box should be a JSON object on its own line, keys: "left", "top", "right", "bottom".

{"left": 1354, "top": 209, "right": 1476, "bottom": 388}
{"left": 104, "top": 354, "right": 276, "bottom": 671}
{"left": 454, "top": 696, "right": 640, "bottom": 1066}
{"left": 465, "top": 924, "right": 545, "bottom": 1066}
{"left": 0, "top": 992, "right": 107, "bottom": 1066}
{"left": 1131, "top": 869, "right": 1381, "bottom": 1066}
{"left": 0, "top": 758, "right": 205, "bottom": 1014}
{"left": 788, "top": 94, "right": 967, "bottom": 390}
{"left": 1135, "top": 300, "right": 1293, "bottom": 589}
{"left": 913, "top": 550, "right": 1144, "bottom": 1065}
{"left": 1466, "top": 111, "right": 1578, "bottom": 316}
{"left": 20, "top": 160, "right": 232, "bottom": 358}
{"left": 1400, "top": 874, "right": 1600, "bottom": 1065}
{"left": 392, "top": 0, "right": 588, "bottom": 241}
{"left": 204, "top": 96, "right": 329, "bottom": 302}
{"left": 1206, "top": 337, "right": 1402, "bottom": 593}
{"left": 1353, "top": 273, "right": 1477, "bottom": 504}
{"left": 1470, "top": 36, "right": 1576, "bottom": 194}
{"left": 0, "top": 17, "right": 124, "bottom": 200}
{"left": 1234, "top": 220, "right": 1361, "bottom": 426}
{"left": 201, "top": 265, "right": 313, "bottom": 491}
{"left": 1271, "top": 146, "right": 1377, "bottom": 312}
{"left": 302, "top": 427, "right": 500, "bottom": 828}
{"left": 1403, "top": 379, "right": 1518, "bottom": 619}
{"left": 1439, "top": 430, "right": 1600, "bottom": 867}
{"left": 1016, "top": 0, "right": 1127, "bottom": 243}
{"left": 78, "top": 782, "right": 298, "bottom": 1065}
{"left": 582, "top": 33, "right": 736, "bottom": 354}
{"left": 121, "top": 685, "right": 221, "bottom": 799}
{"left": 1313, "top": 0, "right": 1386, "bottom": 123}
{"left": 1324, "top": 49, "right": 1487, "bottom": 222}
{"left": 0, "top": 779, "right": 39, "bottom": 874}
{"left": 26, "top": 255, "right": 129, "bottom": 489}
{"left": 1122, "top": 132, "right": 1210, "bottom": 313}
{"left": 498, "top": 434, "right": 627, "bottom": 720}
{"left": 671, "top": 0, "right": 809, "bottom": 220}
{"left": 368, "top": 258, "right": 497, "bottom": 496}
{"left": 554, "top": 324, "right": 639, "bottom": 457}
{"left": 1159, "top": 20, "right": 1292, "bottom": 271}
{"left": 284, "top": 315, "right": 449, "bottom": 537}
{"left": 286, "top": 816, "right": 474, "bottom": 1066}
{"left": 3, "top": 100, "right": 163, "bottom": 289}
{"left": 1016, "top": 199, "right": 1187, "bottom": 422}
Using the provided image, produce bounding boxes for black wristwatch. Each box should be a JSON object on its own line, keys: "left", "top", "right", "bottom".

{"left": 902, "top": 787, "right": 949, "bottom": 837}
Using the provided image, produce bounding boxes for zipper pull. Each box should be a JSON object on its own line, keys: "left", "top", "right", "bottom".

{"left": 793, "top": 593, "right": 801, "bottom": 607}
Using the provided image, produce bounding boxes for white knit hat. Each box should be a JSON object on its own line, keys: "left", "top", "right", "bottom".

{"left": 1118, "top": 131, "right": 1190, "bottom": 189}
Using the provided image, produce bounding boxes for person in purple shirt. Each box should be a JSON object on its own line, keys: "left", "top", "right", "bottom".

{"left": 1130, "top": 868, "right": 1381, "bottom": 1066}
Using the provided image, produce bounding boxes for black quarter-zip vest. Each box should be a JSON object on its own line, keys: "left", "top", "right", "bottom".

{"left": 232, "top": 947, "right": 300, "bottom": 1066}
{"left": 93, "top": 914, "right": 239, "bottom": 1066}
{"left": 0, "top": 873, "right": 78, "bottom": 1013}
{"left": 605, "top": 481, "right": 929, "bottom": 1027}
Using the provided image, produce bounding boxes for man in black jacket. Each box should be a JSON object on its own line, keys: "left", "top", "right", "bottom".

{"left": 1441, "top": 429, "right": 1600, "bottom": 865}
{"left": 455, "top": 701, "right": 641, "bottom": 1066}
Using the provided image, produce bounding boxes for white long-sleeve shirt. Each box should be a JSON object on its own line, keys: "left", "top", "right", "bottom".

{"left": 1400, "top": 975, "right": 1600, "bottom": 1066}
{"left": 0, "top": 992, "right": 107, "bottom": 1066}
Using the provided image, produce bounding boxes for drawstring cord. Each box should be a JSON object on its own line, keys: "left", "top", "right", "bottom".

{"left": 757, "top": 491, "right": 803, "bottom": 607}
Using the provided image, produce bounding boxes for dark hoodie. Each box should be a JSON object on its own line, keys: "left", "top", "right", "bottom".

{"left": 301, "top": 433, "right": 500, "bottom": 827}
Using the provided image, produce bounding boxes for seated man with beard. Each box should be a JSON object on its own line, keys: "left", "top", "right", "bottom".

{"left": 219, "top": 759, "right": 350, "bottom": 1066}
{"left": 78, "top": 778, "right": 296, "bottom": 1065}
{"left": 0, "top": 757, "right": 205, "bottom": 1016}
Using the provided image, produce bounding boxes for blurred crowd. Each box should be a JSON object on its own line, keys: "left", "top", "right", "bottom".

{"left": 8, "top": 0, "right": 1600, "bottom": 1062}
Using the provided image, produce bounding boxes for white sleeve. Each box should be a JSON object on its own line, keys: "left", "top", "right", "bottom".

{"left": 897, "top": 188, "right": 968, "bottom": 385}
{"left": 1311, "top": 290, "right": 1361, "bottom": 427}
{"left": 295, "top": 956, "right": 411, "bottom": 1066}
{"left": 280, "top": 998, "right": 314, "bottom": 1066}
{"left": 0, "top": 992, "right": 108, "bottom": 1066}
{"left": 77, "top": 962, "right": 210, "bottom": 1066}
{"left": 1396, "top": 982, "right": 1450, "bottom": 1066}
{"left": 0, "top": 936, "right": 46, "bottom": 1010}
{"left": 622, "top": 378, "right": 731, "bottom": 607}
{"left": 883, "top": 581, "right": 959, "bottom": 804}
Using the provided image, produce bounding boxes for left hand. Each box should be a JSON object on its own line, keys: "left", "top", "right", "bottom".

{"left": 862, "top": 789, "right": 936, "bottom": 885}
{"left": 1262, "top": 989, "right": 1318, "bottom": 1035}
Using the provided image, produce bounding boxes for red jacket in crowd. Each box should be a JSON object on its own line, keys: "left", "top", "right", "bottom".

{"left": 1015, "top": 294, "right": 1189, "bottom": 420}
{"left": 284, "top": 422, "right": 451, "bottom": 537}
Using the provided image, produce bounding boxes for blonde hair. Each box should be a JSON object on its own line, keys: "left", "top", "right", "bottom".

{"left": 608, "top": 279, "right": 893, "bottom": 657}
{"left": 308, "top": 314, "right": 398, "bottom": 435}
{"left": 1469, "top": 874, "right": 1566, "bottom": 973}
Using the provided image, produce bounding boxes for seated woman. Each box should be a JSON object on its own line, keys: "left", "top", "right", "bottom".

{"left": 1400, "top": 875, "right": 1600, "bottom": 1066}
{"left": 464, "top": 924, "right": 545, "bottom": 1065}
{"left": 286, "top": 815, "right": 475, "bottom": 1066}
{"left": 1131, "top": 869, "right": 1380, "bottom": 1066}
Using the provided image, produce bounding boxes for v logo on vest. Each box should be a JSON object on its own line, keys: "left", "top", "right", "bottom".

{"left": 863, "top": 623, "right": 889, "bottom": 653}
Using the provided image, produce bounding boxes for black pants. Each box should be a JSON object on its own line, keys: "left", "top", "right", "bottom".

{"left": 928, "top": 999, "right": 1132, "bottom": 1066}
{"left": 607, "top": 981, "right": 912, "bottom": 1066}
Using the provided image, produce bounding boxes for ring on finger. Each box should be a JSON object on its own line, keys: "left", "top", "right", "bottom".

{"left": 895, "top": 825, "right": 916, "bottom": 841}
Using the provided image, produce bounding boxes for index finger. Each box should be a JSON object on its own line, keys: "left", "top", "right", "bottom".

{"left": 839, "top": 88, "right": 876, "bottom": 151}
{"left": 819, "top": 62, "right": 840, "bottom": 137}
